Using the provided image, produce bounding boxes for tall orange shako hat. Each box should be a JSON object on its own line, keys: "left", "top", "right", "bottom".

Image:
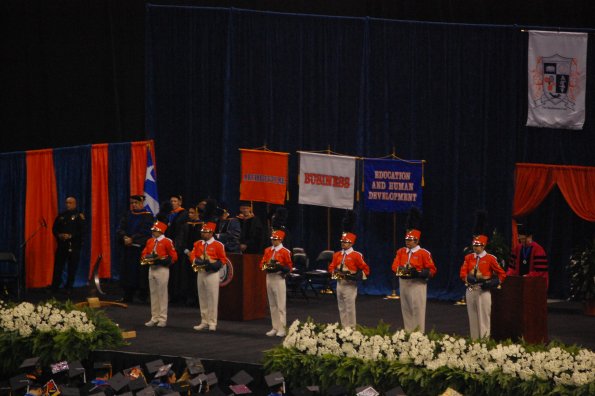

{"left": 405, "top": 207, "right": 422, "bottom": 241}
{"left": 340, "top": 210, "right": 357, "bottom": 244}
{"left": 472, "top": 210, "right": 489, "bottom": 246}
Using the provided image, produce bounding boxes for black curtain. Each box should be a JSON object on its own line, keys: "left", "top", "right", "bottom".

{"left": 146, "top": 6, "right": 595, "bottom": 299}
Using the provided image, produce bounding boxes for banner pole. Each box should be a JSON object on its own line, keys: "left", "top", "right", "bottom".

{"left": 385, "top": 211, "right": 400, "bottom": 300}
{"left": 327, "top": 207, "right": 331, "bottom": 250}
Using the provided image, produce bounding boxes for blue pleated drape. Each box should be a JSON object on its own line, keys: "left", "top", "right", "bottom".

{"left": 53, "top": 146, "right": 92, "bottom": 287}
{"left": 146, "top": 6, "right": 595, "bottom": 299}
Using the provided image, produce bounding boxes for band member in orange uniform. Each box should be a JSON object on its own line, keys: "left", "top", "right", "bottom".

{"left": 328, "top": 212, "right": 370, "bottom": 329}
{"left": 189, "top": 222, "right": 227, "bottom": 331}
{"left": 261, "top": 230, "right": 292, "bottom": 337}
{"left": 392, "top": 210, "right": 437, "bottom": 332}
{"left": 141, "top": 221, "right": 178, "bottom": 327}
{"left": 460, "top": 232, "right": 506, "bottom": 339}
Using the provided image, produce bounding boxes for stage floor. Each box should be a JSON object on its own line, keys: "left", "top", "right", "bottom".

{"left": 23, "top": 287, "right": 595, "bottom": 365}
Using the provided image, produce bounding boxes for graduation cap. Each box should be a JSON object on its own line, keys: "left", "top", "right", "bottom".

{"left": 145, "top": 359, "right": 165, "bottom": 375}
{"left": 205, "top": 386, "right": 226, "bottom": 396}
{"left": 264, "top": 372, "right": 285, "bottom": 390}
{"left": 59, "top": 386, "right": 82, "bottom": 396}
{"left": 136, "top": 386, "right": 156, "bottom": 396}
{"left": 188, "top": 373, "right": 207, "bottom": 388}
{"left": 68, "top": 361, "right": 86, "bottom": 379}
{"left": 205, "top": 372, "right": 218, "bottom": 386}
{"left": 129, "top": 377, "right": 147, "bottom": 392}
{"left": 355, "top": 386, "right": 379, "bottom": 396}
{"left": 108, "top": 372, "right": 130, "bottom": 393}
{"left": 93, "top": 362, "right": 112, "bottom": 377}
{"left": 9, "top": 374, "right": 31, "bottom": 391}
{"left": 154, "top": 363, "right": 174, "bottom": 380}
{"left": 123, "top": 365, "right": 144, "bottom": 379}
{"left": 327, "top": 384, "right": 348, "bottom": 396}
{"left": 185, "top": 358, "right": 204, "bottom": 375}
{"left": 385, "top": 386, "right": 407, "bottom": 396}
{"left": 19, "top": 357, "right": 41, "bottom": 370}
{"left": 231, "top": 370, "right": 253, "bottom": 386}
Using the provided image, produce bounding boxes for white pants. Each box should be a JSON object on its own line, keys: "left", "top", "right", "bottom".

{"left": 148, "top": 266, "right": 169, "bottom": 323}
{"left": 197, "top": 271, "right": 220, "bottom": 327}
{"left": 336, "top": 280, "right": 358, "bottom": 328}
{"left": 399, "top": 278, "right": 428, "bottom": 332}
{"left": 466, "top": 288, "right": 492, "bottom": 339}
{"left": 266, "top": 273, "right": 287, "bottom": 332}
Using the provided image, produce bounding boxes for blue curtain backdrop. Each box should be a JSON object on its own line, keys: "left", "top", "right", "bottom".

{"left": 146, "top": 6, "right": 595, "bottom": 299}
{"left": 0, "top": 153, "right": 26, "bottom": 275}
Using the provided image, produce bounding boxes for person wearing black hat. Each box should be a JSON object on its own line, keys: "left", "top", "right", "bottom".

{"left": 164, "top": 194, "right": 189, "bottom": 304}
{"left": 51, "top": 196, "right": 85, "bottom": 293}
{"left": 216, "top": 205, "right": 241, "bottom": 254}
{"left": 20, "top": 357, "right": 44, "bottom": 384}
{"left": 237, "top": 201, "right": 265, "bottom": 254}
{"left": 508, "top": 222, "right": 549, "bottom": 287}
{"left": 189, "top": 221, "right": 228, "bottom": 331}
{"left": 180, "top": 204, "right": 203, "bottom": 306}
{"left": 153, "top": 364, "right": 177, "bottom": 395}
{"left": 460, "top": 214, "right": 506, "bottom": 339}
{"left": 392, "top": 208, "right": 437, "bottom": 333}
{"left": 116, "top": 195, "right": 155, "bottom": 303}
{"left": 261, "top": 229, "right": 293, "bottom": 337}
{"left": 328, "top": 211, "right": 370, "bottom": 329}
{"left": 88, "top": 366, "right": 115, "bottom": 396}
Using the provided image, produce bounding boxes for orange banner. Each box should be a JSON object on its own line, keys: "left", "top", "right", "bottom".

{"left": 25, "top": 149, "right": 58, "bottom": 288}
{"left": 239, "top": 149, "right": 289, "bottom": 205}
{"left": 91, "top": 144, "right": 112, "bottom": 278}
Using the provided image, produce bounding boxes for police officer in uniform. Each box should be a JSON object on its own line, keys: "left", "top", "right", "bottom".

{"left": 51, "top": 196, "right": 85, "bottom": 292}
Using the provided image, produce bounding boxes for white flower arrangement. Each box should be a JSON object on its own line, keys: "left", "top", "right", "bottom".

{"left": 0, "top": 301, "right": 95, "bottom": 337}
{"left": 282, "top": 320, "right": 595, "bottom": 388}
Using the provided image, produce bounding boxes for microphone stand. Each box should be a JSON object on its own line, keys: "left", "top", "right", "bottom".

{"left": 16, "top": 221, "right": 48, "bottom": 301}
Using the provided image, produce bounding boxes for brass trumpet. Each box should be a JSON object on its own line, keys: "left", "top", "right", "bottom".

{"left": 466, "top": 282, "right": 484, "bottom": 291}
{"left": 331, "top": 270, "right": 347, "bottom": 280}
{"left": 192, "top": 260, "right": 208, "bottom": 272}
{"left": 395, "top": 265, "right": 413, "bottom": 278}
{"left": 262, "top": 259, "right": 281, "bottom": 272}
{"left": 140, "top": 253, "right": 158, "bottom": 266}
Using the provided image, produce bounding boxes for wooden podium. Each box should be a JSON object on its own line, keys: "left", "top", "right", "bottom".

{"left": 491, "top": 275, "right": 548, "bottom": 344}
{"left": 219, "top": 253, "right": 267, "bottom": 321}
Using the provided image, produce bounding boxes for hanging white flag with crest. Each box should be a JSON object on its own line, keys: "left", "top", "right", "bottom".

{"left": 527, "top": 30, "right": 587, "bottom": 130}
{"left": 298, "top": 152, "right": 356, "bottom": 210}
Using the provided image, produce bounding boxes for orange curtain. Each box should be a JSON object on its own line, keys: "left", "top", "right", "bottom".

{"left": 25, "top": 149, "right": 58, "bottom": 288}
{"left": 91, "top": 144, "right": 112, "bottom": 278}
{"left": 130, "top": 140, "right": 155, "bottom": 196}
{"left": 553, "top": 166, "right": 595, "bottom": 221}
{"left": 512, "top": 163, "right": 595, "bottom": 243}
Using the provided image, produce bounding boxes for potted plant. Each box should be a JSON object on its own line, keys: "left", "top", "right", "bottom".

{"left": 568, "top": 238, "right": 595, "bottom": 316}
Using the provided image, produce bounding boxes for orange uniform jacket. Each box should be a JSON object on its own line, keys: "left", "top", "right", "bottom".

{"left": 141, "top": 236, "right": 178, "bottom": 264}
{"left": 391, "top": 247, "right": 437, "bottom": 276}
{"left": 260, "top": 246, "right": 293, "bottom": 270}
{"left": 189, "top": 239, "right": 228, "bottom": 264}
{"left": 460, "top": 252, "right": 506, "bottom": 283}
{"left": 328, "top": 249, "right": 370, "bottom": 276}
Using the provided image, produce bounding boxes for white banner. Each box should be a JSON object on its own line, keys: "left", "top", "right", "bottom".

{"left": 298, "top": 152, "right": 356, "bottom": 210}
{"left": 527, "top": 30, "right": 587, "bottom": 130}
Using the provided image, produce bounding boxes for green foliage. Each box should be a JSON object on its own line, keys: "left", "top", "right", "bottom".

{"left": 568, "top": 239, "right": 595, "bottom": 301}
{"left": 263, "top": 321, "right": 594, "bottom": 396}
{"left": 0, "top": 300, "right": 125, "bottom": 379}
{"left": 486, "top": 228, "right": 510, "bottom": 270}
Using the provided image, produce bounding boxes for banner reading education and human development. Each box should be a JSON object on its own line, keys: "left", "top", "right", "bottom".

{"left": 363, "top": 158, "right": 422, "bottom": 212}
{"left": 298, "top": 152, "right": 356, "bottom": 210}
